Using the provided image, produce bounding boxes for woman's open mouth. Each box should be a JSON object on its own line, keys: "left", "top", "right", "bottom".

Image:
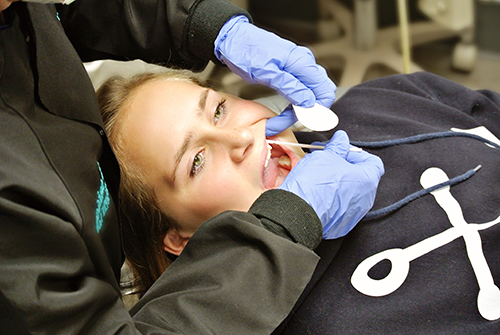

{"left": 262, "top": 137, "right": 301, "bottom": 189}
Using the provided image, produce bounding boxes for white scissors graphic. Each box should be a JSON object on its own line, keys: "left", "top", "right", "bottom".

{"left": 351, "top": 167, "right": 500, "bottom": 321}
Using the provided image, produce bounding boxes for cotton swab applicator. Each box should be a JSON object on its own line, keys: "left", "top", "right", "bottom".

{"left": 266, "top": 140, "right": 362, "bottom": 152}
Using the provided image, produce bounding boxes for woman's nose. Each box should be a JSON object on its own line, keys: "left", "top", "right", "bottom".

{"left": 218, "top": 127, "right": 254, "bottom": 162}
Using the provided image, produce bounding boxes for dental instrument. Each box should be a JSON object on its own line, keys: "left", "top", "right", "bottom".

{"left": 292, "top": 103, "right": 339, "bottom": 132}
{"left": 266, "top": 140, "right": 362, "bottom": 152}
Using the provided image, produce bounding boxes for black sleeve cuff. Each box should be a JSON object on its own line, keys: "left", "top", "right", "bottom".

{"left": 249, "top": 189, "right": 323, "bottom": 250}
{"left": 185, "top": 0, "right": 252, "bottom": 65}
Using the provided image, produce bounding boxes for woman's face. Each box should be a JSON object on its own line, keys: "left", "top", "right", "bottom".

{"left": 121, "top": 79, "right": 304, "bottom": 235}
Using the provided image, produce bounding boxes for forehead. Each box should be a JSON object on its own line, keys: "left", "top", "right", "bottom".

{"left": 131, "top": 79, "right": 203, "bottom": 110}
{"left": 120, "top": 79, "right": 204, "bottom": 183}
{"left": 125, "top": 78, "right": 205, "bottom": 130}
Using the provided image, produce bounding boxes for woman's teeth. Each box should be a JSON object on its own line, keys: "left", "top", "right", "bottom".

{"left": 265, "top": 143, "right": 272, "bottom": 168}
{"left": 278, "top": 155, "right": 291, "bottom": 169}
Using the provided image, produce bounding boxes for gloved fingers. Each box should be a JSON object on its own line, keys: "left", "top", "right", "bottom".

{"left": 346, "top": 151, "right": 385, "bottom": 178}
{"left": 308, "top": 140, "right": 352, "bottom": 154}
{"left": 257, "top": 68, "right": 316, "bottom": 107}
{"left": 346, "top": 147, "right": 379, "bottom": 163}
{"left": 309, "top": 141, "right": 327, "bottom": 152}
{"left": 314, "top": 79, "right": 337, "bottom": 109}
{"left": 284, "top": 46, "right": 337, "bottom": 108}
{"left": 217, "top": 18, "right": 336, "bottom": 109}
{"left": 265, "top": 107, "right": 298, "bottom": 137}
{"left": 310, "top": 139, "right": 383, "bottom": 178}
{"left": 323, "top": 130, "right": 350, "bottom": 158}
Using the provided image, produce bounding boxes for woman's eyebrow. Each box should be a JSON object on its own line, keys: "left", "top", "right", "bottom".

{"left": 171, "top": 89, "right": 209, "bottom": 182}
{"left": 172, "top": 130, "right": 194, "bottom": 183}
{"left": 198, "top": 88, "right": 209, "bottom": 112}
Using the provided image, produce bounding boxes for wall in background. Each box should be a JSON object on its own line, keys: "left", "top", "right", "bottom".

{"left": 248, "top": 0, "right": 500, "bottom": 56}
{"left": 476, "top": 0, "right": 500, "bottom": 55}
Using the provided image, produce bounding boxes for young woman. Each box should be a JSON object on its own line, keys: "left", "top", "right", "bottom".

{"left": 99, "top": 69, "right": 500, "bottom": 333}
{"left": 98, "top": 69, "right": 317, "bottom": 294}
{"left": 99, "top": 67, "right": 384, "bottom": 295}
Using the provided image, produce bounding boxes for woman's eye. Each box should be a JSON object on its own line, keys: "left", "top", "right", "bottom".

{"left": 214, "top": 107, "right": 223, "bottom": 120}
{"left": 191, "top": 151, "right": 205, "bottom": 177}
{"left": 214, "top": 99, "right": 227, "bottom": 123}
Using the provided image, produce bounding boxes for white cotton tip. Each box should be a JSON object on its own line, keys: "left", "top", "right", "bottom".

{"left": 292, "top": 103, "right": 339, "bottom": 131}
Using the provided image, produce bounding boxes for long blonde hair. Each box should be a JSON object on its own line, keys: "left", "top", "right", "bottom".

{"left": 97, "top": 68, "right": 211, "bottom": 294}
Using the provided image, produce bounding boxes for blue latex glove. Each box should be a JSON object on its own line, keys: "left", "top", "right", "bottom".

{"left": 265, "top": 106, "right": 298, "bottom": 137}
{"left": 278, "top": 131, "right": 384, "bottom": 239}
{"left": 214, "top": 16, "right": 336, "bottom": 136}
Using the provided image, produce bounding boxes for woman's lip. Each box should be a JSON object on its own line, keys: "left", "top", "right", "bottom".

{"left": 261, "top": 138, "right": 270, "bottom": 172}
{"left": 261, "top": 138, "right": 272, "bottom": 186}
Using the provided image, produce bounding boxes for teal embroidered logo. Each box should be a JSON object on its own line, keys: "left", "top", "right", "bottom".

{"left": 96, "top": 163, "right": 110, "bottom": 233}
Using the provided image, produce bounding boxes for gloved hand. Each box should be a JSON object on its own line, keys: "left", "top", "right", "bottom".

{"left": 278, "top": 131, "right": 384, "bottom": 239}
{"left": 214, "top": 16, "right": 336, "bottom": 136}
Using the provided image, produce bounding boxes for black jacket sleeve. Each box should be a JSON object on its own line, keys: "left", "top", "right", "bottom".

{"left": 131, "top": 192, "right": 321, "bottom": 334}
{"left": 57, "top": 0, "right": 251, "bottom": 70}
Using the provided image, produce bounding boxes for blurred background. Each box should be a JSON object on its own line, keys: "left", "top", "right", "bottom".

{"left": 211, "top": 0, "right": 500, "bottom": 99}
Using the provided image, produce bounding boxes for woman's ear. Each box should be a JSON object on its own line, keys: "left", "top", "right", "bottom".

{"left": 162, "top": 229, "right": 192, "bottom": 256}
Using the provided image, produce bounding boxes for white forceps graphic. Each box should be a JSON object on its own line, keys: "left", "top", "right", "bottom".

{"left": 351, "top": 167, "right": 500, "bottom": 321}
